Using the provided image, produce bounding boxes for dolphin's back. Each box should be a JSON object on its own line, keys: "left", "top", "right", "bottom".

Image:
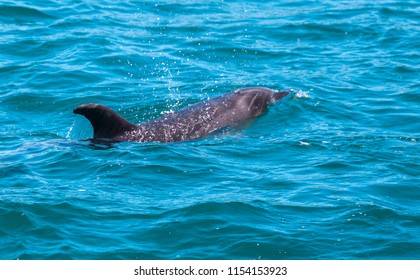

{"left": 73, "top": 87, "right": 289, "bottom": 142}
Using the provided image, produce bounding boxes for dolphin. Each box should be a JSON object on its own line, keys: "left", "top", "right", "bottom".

{"left": 73, "top": 87, "right": 289, "bottom": 142}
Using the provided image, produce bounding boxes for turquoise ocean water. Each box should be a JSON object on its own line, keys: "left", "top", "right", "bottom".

{"left": 1, "top": 0, "right": 419, "bottom": 260}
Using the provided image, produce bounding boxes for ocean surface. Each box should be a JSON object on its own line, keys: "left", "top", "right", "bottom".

{"left": 1, "top": 0, "right": 419, "bottom": 260}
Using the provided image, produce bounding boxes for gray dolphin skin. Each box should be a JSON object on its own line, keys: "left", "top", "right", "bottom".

{"left": 73, "top": 87, "right": 289, "bottom": 143}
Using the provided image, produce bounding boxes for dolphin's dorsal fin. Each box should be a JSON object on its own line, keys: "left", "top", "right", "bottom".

{"left": 73, "top": 104, "right": 136, "bottom": 139}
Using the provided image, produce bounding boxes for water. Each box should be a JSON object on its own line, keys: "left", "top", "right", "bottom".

{"left": 1, "top": 0, "right": 419, "bottom": 260}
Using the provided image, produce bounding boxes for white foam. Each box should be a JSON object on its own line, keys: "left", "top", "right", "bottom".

{"left": 292, "top": 89, "right": 311, "bottom": 99}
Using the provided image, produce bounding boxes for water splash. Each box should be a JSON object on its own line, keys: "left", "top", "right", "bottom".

{"left": 66, "top": 121, "right": 75, "bottom": 139}
{"left": 67, "top": 116, "right": 94, "bottom": 140}
{"left": 292, "top": 89, "right": 312, "bottom": 99}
